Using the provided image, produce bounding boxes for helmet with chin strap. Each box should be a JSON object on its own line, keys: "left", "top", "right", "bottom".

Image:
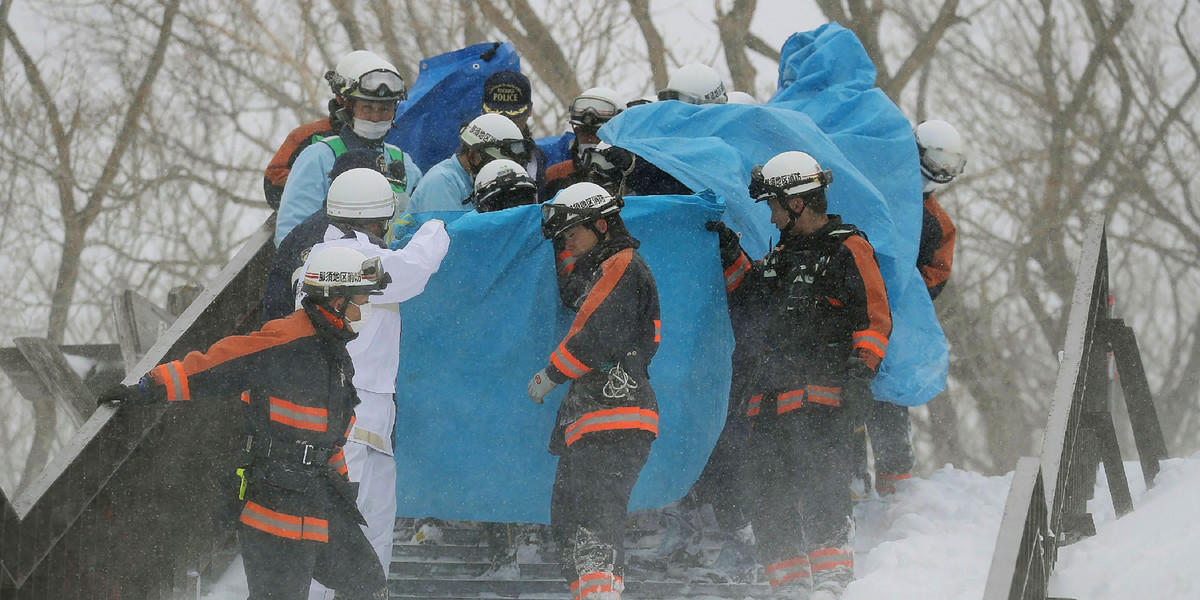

{"left": 326, "top": 168, "right": 397, "bottom": 221}
{"left": 540, "top": 182, "right": 623, "bottom": 240}
{"left": 750, "top": 151, "right": 833, "bottom": 231}
{"left": 459, "top": 113, "right": 532, "bottom": 165}
{"left": 471, "top": 159, "right": 537, "bottom": 212}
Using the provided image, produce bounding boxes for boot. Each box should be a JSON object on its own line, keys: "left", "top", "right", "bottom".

{"left": 763, "top": 555, "right": 810, "bottom": 600}
{"left": 709, "top": 524, "right": 757, "bottom": 584}
{"left": 646, "top": 502, "right": 702, "bottom": 563}
{"left": 808, "top": 547, "right": 853, "bottom": 600}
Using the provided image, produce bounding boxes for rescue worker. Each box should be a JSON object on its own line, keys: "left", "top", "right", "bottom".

{"left": 854, "top": 119, "right": 965, "bottom": 496}
{"left": 656, "top": 63, "right": 728, "bottom": 105}
{"left": 708, "top": 151, "right": 891, "bottom": 600}
{"left": 97, "top": 246, "right": 392, "bottom": 600}
{"left": 263, "top": 50, "right": 374, "bottom": 209}
{"left": 545, "top": 87, "right": 624, "bottom": 198}
{"left": 276, "top": 52, "right": 423, "bottom": 246}
{"left": 264, "top": 148, "right": 383, "bottom": 322}
{"left": 405, "top": 113, "right": 530, "bottom": 215}
{"left": 301, "top": 168, "right": 450, "bottom": 599}
{"left": 527, "top": 182, "right": 661, "bottom": 600}
{"left": 481, "top": 70, "right": 548, "bottom": 201}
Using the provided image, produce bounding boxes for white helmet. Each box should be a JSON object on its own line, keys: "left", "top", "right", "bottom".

{"left": 471, "top": 159, "right": 536, "bottom": 212}
{"left": 300, "top": 246, "right": 389, "bottom": 298}
{"left": 541, "top": 182, "right": 623, "bottom": 239}
{"left": 914, "top": 119, "right": 966, "bottom": 184}
{"left": 750, "top": 151, "right": 832, "bottom": 203}
{"left": 460, "top": 113, "right": 531, "bottom": 163}
{"left": 337, "top": 51, "right": 406, "bottom": 102}
{"left": 726, "top": 91, "right": 759, "bottom": 105}
{"left": 658, "top": 64, "right": 727, "bottom": 105}
{"left": 326, "top": 168, "right": 397, "bottom": 221}
{"left": 569, "top": 87, "right": 624, "bottom": 128}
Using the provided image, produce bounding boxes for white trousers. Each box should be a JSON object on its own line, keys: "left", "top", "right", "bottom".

{"left": 309, "top": 397, "right": 397, "bottom": 599}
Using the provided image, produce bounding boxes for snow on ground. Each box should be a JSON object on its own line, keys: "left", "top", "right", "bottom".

{"left": 198, "top": 455, "right": 1200, "bottom": 600}
{"left": 847, "top": 466, "right": 1012, "bottom": 600}
{"left": 1049, "top": 452, "right": 1200, "bottom": 600}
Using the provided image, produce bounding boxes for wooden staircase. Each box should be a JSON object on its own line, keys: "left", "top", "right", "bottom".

{"left": 387, "top": 522, "right": 769, "bottom": 600}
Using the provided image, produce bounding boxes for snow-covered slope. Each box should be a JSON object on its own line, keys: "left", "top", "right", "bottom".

{"left": 199, "top": 455, "right": 1200, "bottom": 600}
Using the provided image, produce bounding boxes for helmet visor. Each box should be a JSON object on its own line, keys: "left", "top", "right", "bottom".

{"left": 356, "top": 70, "right": 407, "bottom": 100}
{"left": 569, "top": 96, "right": 620, "bottom": 127}
{"left": 920, "top": 147, "right": 966, "bottom": 183}
{"left": 360, "top": 256, "right": 391, "bottom": 295}
{"left": 656, "top": 88, "right": 703, "bottom": 105}
{"left": 479, "top": 138, "right": 533, "bottom": 164}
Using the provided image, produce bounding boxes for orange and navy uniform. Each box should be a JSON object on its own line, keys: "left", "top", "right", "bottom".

{"left": 543, "top": 235, "right": 661, "bottom": 450}
{"left": 144, "top": 301, "right": 361, "bottom": 543}
{"left": 545, "top": 158, "right": 588, "bottom": 199}
{"left": 263, "top": 118, "right": 338, "bottom": 209}
{"left": 917, "top": 192, "right": 956, "bottom": 299}
{"left": 722, "top": 215, "right": 891, "bottom": 418}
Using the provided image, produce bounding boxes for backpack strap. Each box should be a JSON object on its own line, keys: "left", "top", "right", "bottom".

{"left": 320, "top": 136, "right": 348, "bottom": 157}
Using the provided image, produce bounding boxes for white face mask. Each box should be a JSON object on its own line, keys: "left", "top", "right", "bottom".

{"left": 353, "top": 118, "right": 392, "bottom": 141}
{"left": 347, "top": 301, "right": 372, "bottom": 333}
{"left": 922, "top": 176, "right": 940, "bottom": 194}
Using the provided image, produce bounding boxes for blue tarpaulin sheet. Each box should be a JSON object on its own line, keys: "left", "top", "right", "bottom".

{"left": 393, "top": 194, "right": 732, "bottom": 523}
{"left": 601, "top": 23, "right": 947, "bottom": 406}
{"left": 387, "top": 42, "right": 520, "bottom": 173}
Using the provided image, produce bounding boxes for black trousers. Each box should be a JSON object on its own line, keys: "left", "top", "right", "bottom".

{"left": 550, "top": 430, "right": 654, "bottom": 584}
{"left": 690, "top": 411, "right": 753, "bottom": 531}
{"left": 748, "top": 404, "right": 854, "bottom": 567}
{"left": 239, "top": 505, "right": 386, "bottom": 600}
{"left": 852, "top": 400, "right": 915, "bottom": 486}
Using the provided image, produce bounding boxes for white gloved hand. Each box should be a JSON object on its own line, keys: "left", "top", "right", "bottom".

{"left": 527, "top": 368, "right": 557, "bottom": 405}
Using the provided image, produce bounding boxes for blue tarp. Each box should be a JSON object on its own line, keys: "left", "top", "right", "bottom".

{"left": 393, "top": 194, "right": 732, "bottom": 523}
{"left": 601, "top": 23, "right": 947, "bottom": 406}
{"left": 387, "top": 42, "right": 520, "bottom": 173}
{"left": 386, "top": 43, "right": 575, "bottom": 175}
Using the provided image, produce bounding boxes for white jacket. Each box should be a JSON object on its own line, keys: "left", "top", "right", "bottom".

{"left": 298, "top": 220, "right": 450, "bottom": 452}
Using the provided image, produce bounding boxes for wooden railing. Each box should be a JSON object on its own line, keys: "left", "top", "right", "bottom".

{"left": 1, "top": 216, "right": 275, "bottom": 599}
{"left": 982, "top": 217, "right": 1170, "bottom": 600}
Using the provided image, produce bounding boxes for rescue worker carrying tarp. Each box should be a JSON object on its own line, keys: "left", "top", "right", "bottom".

{"left": 299, "top": 168, "right": 450, "bottom": 600}
{"left": 853, "top": 119, "right": 965, "bottom": 497}
{"left": 707, "top": 151, "right": 892, "bottom": 600}
{"left": 275, "top": 51, "right": 423, "bottom": 246}
{"left": 97, "top": 246, "right": 393, "bottom": 600}
{"left": 527, "top": 182, "right": 661, "bottom": 600}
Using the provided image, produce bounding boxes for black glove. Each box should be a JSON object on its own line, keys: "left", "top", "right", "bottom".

{"left": 96, "top": 377, "right": 157, "bottom": 407}
{"left": 841, "top": 359, "right": 875, "bottom": 424}
{"left": 706, "top": 220, "right": 744, "bottom": 266}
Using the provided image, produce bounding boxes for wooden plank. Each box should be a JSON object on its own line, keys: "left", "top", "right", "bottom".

{"left": 13, "top": 338, "right": 93, "bottom": 428}
{"left": 110, "top": 290, "right": 175, "bottom": 373}
{"left": 983, "top": 457, "right": 1045, "bottom": 600}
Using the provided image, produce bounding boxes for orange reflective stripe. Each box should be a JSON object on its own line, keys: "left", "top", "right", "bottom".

{"left": 571, "top": 571, "right": 617, "bottom": 600}
{"left": 853, "top": 329, "right": 889, "bottom": 360}
{"left": 239, "top": 501, "right": 329, "bottom": 542}
{"left": 809, "top": 547, "right": 853, "bottom": 572}
{"left": 551, "top": 344, "right": 590, "bottom": 379}
{"left": 765, "top": 556, "right": 811, "bottom": 587}
{"left": 301, "top": 517, "right": 329, "bottom": 542}
{"left": 268, "top": 397, "right": 329, "bottom": 432}
{"left": 653, "top": 319, "right": 661, "bottom": 343}
{"left": 747, "top": 394, "right": 762, "bottom": 417}
{"left": 806, "top": 385, "right": 841, "bottom": 407}
{"left": 565, "top": 407, "right": 659, "bottom": 446}
{"left": 328, "top": 448, "right": 348, "bottom": 476}
{"left": 154, "top": 361, "right": 190, "bottom": 402}
{"left": 777, "top": 389, "right": 805, "bottom": 414}
{"left": 240, "top": 392, "right": 250, "bottom": 404}
{"left": 724, "top": 252, "right": 751, "bottom": 292}
{"left": 877, "top": 472, "right": 911, "bottom": 481}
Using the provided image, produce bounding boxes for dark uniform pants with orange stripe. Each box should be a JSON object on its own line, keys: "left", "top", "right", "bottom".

{"left": 854, "top": 400, "right": 915, "bottom": 493}
{"left": 551, "top": 430, "right": 654, "bottom": 584}
{"left": 239, "top": 507, "right": 386, "bottom": 600}
{"left": 748, "top": 403, "right": 855, "bottom": 573}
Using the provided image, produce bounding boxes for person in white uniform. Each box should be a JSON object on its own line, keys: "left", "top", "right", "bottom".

{"left": 299, "top": 168, "right": 451, "bottom": 600}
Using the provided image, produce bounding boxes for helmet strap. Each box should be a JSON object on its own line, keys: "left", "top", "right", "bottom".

{"left": 782, "top": 195, "right": 806, "bottom": 233}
